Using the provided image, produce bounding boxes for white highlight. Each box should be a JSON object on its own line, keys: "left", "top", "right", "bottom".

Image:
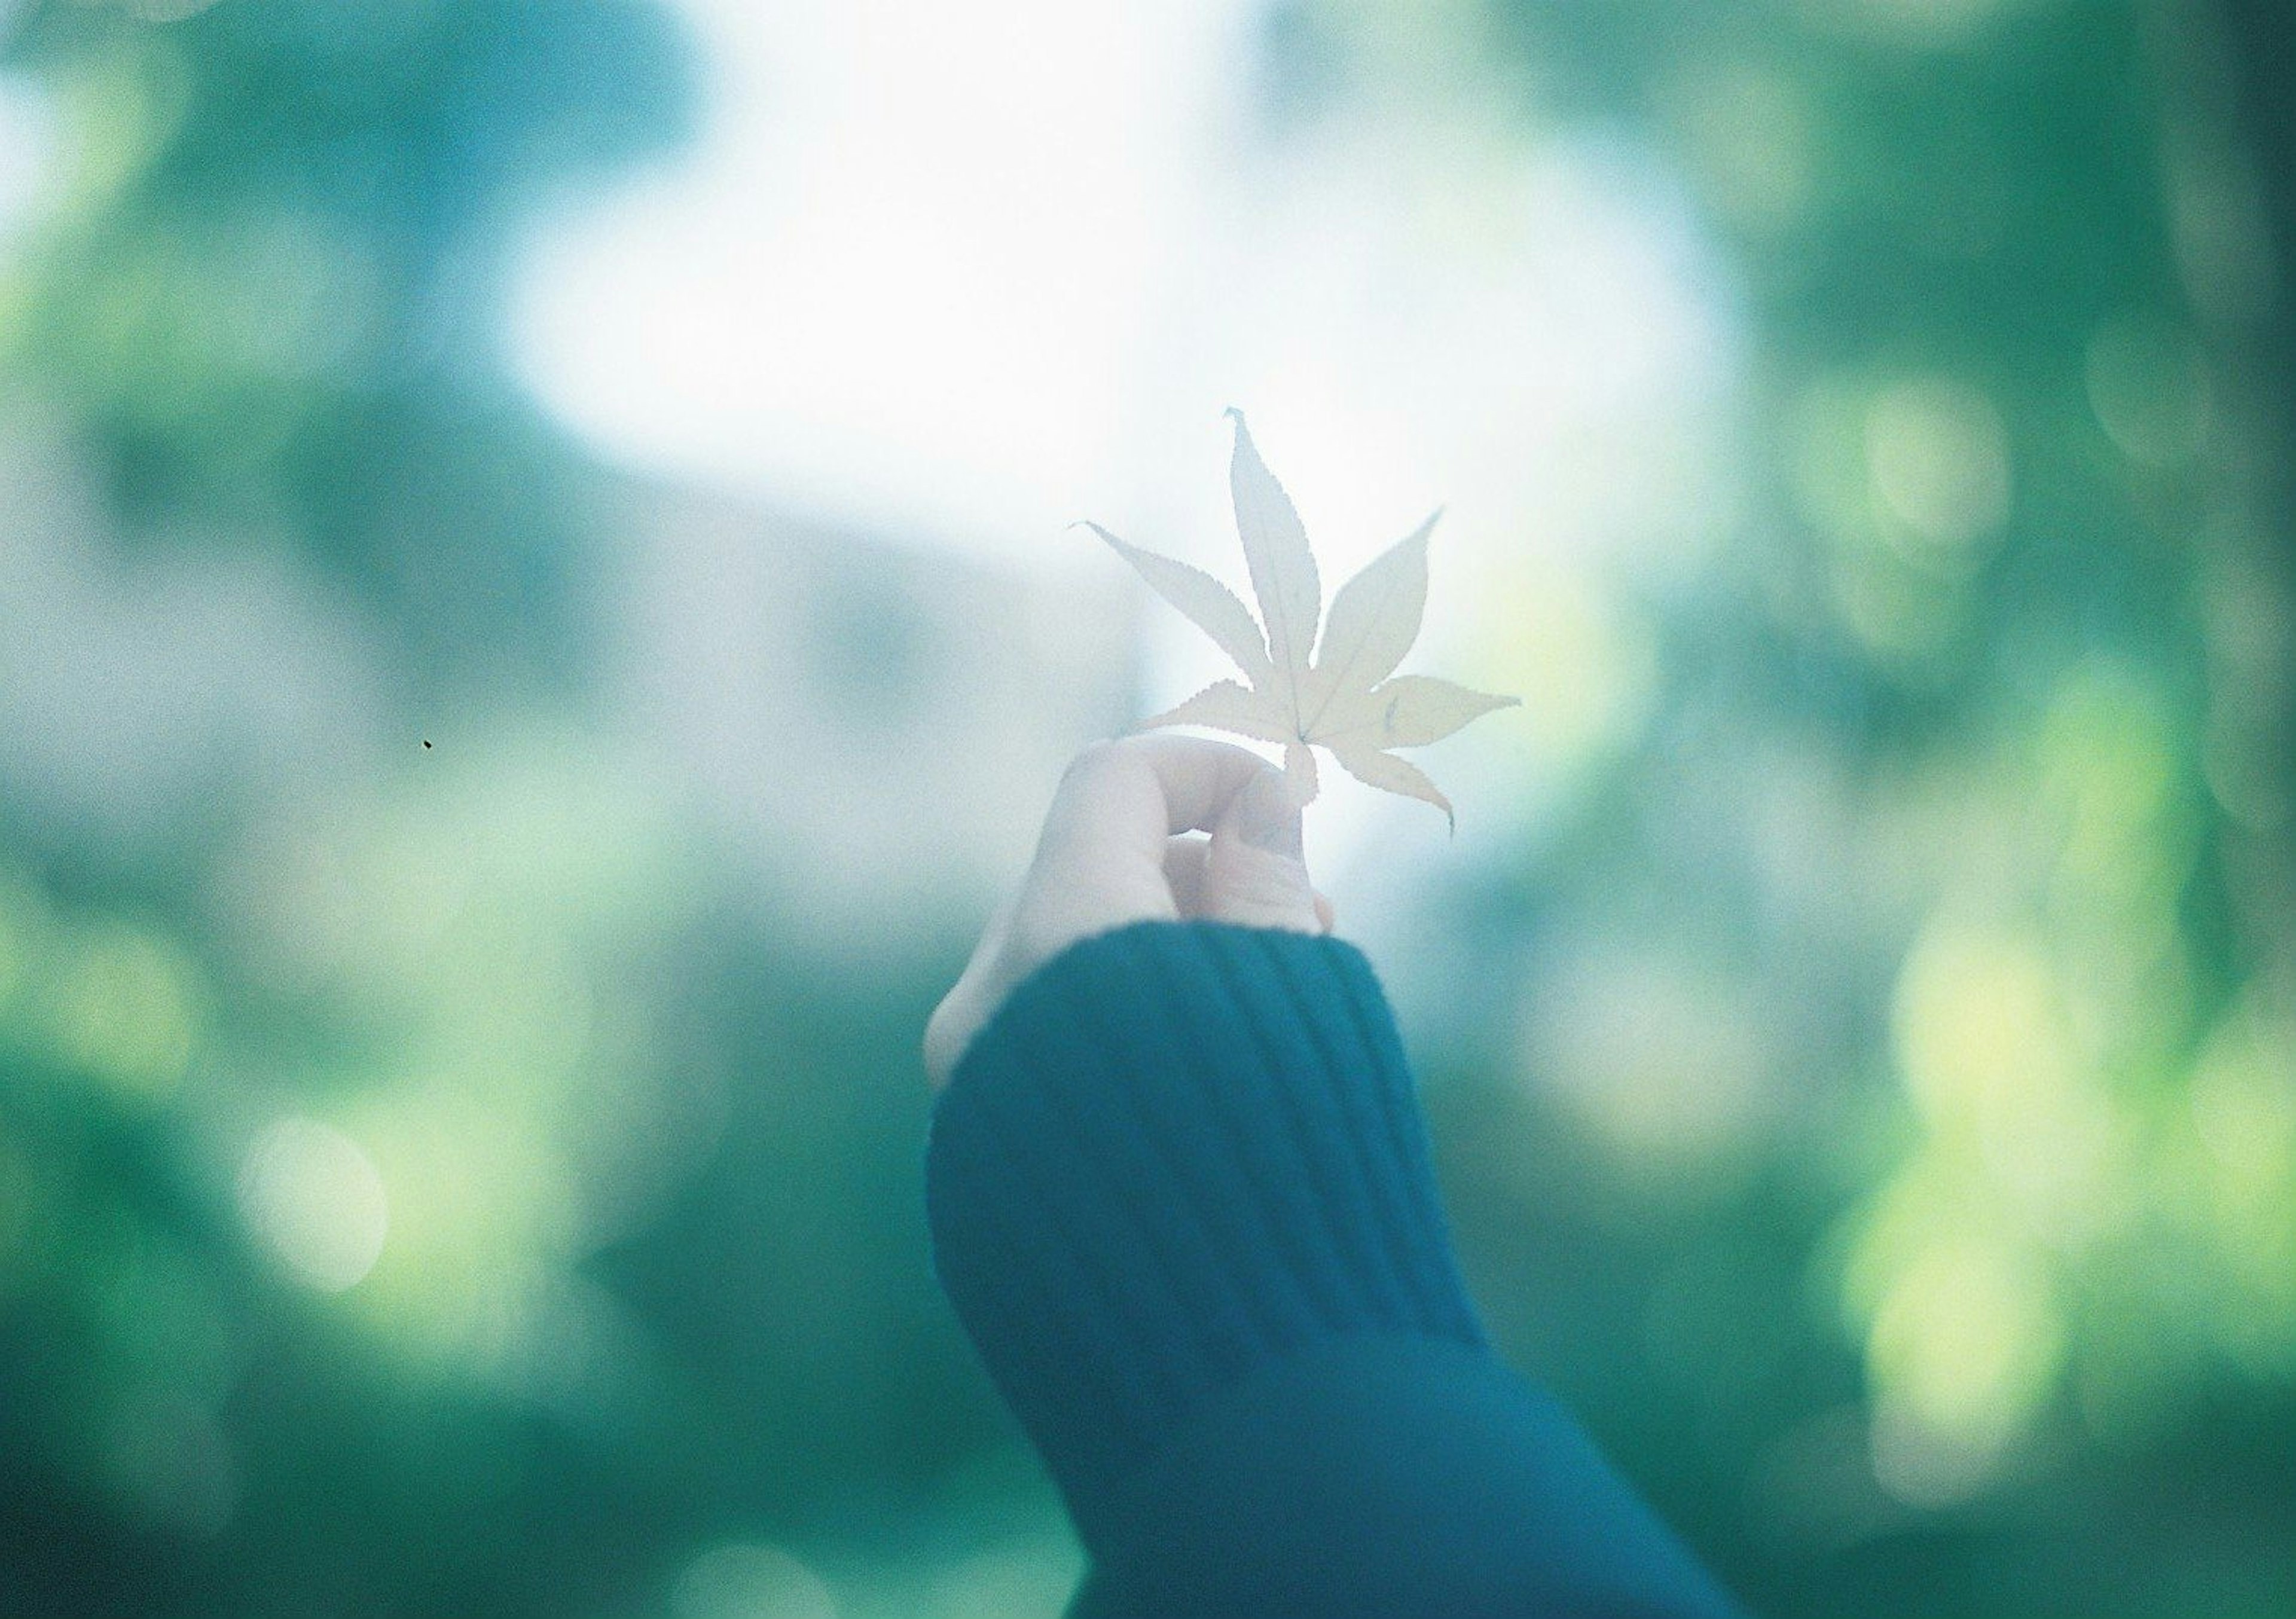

{"left": 673, "top": 1542, "right": 839, "bottom": 1619}
{"left": 237, "top": 1117, "right": 389, "bottom": 1292}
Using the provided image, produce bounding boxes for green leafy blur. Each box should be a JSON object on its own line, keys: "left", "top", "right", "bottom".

{"left": 2, "top": 2, "right": 2289, "bottom": 1617}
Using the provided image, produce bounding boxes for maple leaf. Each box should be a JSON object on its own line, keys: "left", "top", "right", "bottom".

{"left": 1085, "top": 410, "right": 1518, "bottom": 827}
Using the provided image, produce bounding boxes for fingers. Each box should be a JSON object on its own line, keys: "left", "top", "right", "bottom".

{"left": 1174, "top": 832, "right": 1335, "bottom": 933}
{"left": 1163, "top": 834, "right": 1211, "bottom": 917}
{"left": 1018, "top": 736, "right": 1281, "bottom": 937}
{"left": 927, "top": 738, "right": 1331, "bottom": 1089}
{"left": 1033, "top": 735, "right": 1274, "bottom": 882}
{"left": 1032, "top": 740, "right": 1324, "bottom": 939}
{"left": 1200, "top": 765, "right": 1322, "bottom": 933}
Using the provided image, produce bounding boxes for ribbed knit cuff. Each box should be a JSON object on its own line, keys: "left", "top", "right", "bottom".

{"left": 926, "top": 921, "right": 1485, "bottom": 1542}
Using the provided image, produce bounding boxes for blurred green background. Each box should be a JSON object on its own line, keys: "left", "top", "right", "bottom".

{"left": 1, "top": 1, "right": 2289, "bottom": 1615}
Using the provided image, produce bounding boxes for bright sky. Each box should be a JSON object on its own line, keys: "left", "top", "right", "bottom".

{"left": 512, "top": 0, "right": 1246, "bottom": 564}
{"left": 509, "top": 0, "right": 1736, "bottom": 578}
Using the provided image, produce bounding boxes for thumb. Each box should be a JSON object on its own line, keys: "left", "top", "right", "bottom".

{"left": 1201, "top": 765, "right": 1322, "bottom": 933}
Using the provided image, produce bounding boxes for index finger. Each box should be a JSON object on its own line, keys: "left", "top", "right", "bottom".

{"left": 1031, "top": 735, "right": 1275, "bottom": 893}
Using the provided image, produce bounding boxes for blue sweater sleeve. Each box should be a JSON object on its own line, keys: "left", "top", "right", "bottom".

{"left": 926, "top": 921, "right": 1748, "bottom": 1619}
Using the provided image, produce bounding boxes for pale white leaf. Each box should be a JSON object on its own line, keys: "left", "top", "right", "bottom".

{"left": 1315, "top": 674, "right": 1519, "bottom": 750}
{"left": 1225, "top": 410, "right": 1321, "bottom": 718}
{"left": 1297, "top": 509, "right": 1437, "bottom": 732}
{"left": 1083, "top": 523, "right": 1272, "bottom": 685}
{"left": 1086, "top": 413, "right": 1517, "bottom": 825}
{"left": 1139, "top": 679, "right": 1292, "bottom": 744}
{"left": 1330, "top": 745, "right": 1455, "bottom": 830}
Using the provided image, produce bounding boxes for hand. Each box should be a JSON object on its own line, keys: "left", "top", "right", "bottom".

{"left": 924, "top": 736, "right": 1335, "bottom": 1088}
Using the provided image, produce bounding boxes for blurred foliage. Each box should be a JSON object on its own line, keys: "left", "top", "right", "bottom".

{"left": 1277, "top": 1, "right": 2296, "bottom": 1615}
{"left": 0, "top": 3, "right": 1036, "bottom": 1615}
{"left": 3, "top": 1, "right": 2292, "bottom": 1617}
{"left": 1, "top": 0, "right": 692, "bottom": 680}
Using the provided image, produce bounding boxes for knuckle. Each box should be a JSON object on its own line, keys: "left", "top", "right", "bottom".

{"left": 1060, "top": 738, "right": 1125, "bottom": 786}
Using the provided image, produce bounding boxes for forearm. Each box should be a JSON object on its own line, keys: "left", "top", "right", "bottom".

{"left": 927, "top": 921, "right": 1747, "bottom": 1618}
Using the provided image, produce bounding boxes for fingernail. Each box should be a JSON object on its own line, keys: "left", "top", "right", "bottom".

{"left": 1238, "top": 769, "right": 1303, "bottom": 859}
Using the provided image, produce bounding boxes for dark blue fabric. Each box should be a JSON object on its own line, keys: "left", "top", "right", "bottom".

{"left": 927, "top": 921, "right": 1747, "bottom": 1618}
